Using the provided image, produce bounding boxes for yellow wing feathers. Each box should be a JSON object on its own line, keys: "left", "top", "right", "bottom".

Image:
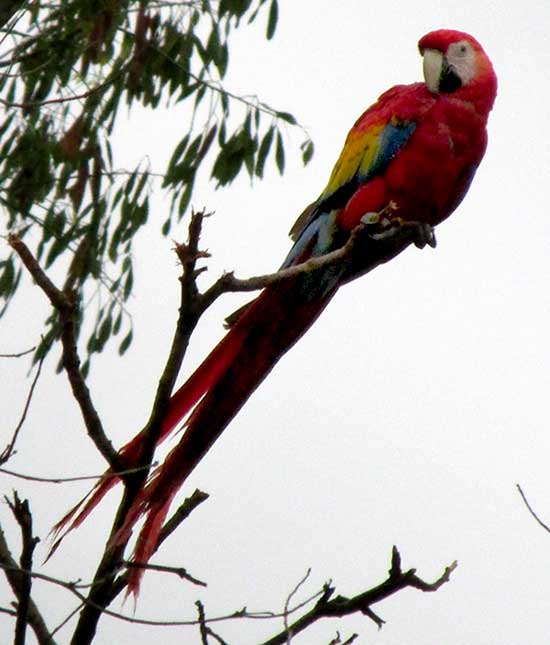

{"left": 321, "top": 124, "right": 385, "bottom": 200}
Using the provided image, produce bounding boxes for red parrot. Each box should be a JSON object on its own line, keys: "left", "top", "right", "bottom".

{"left": 53, "top": 29, "right": 497, "bottom": 594}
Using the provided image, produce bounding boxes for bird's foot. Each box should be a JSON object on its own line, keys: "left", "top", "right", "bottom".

{"left": 361, "top": 213, "right": 436, "bottom": 250}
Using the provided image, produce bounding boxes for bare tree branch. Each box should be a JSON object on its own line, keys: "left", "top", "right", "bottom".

{"left": 260, "top": 547, "right": 457, "bottom": 645}
{"left": 101, "top": 489, "right": 210, "bottom": 607}
{"left": 6, "top": 493, "right": 39, "bottom": 645}
{"left": 8, "top": 234, "right": 123, "bottom": 471}
{"left": 0, "top": 513, "right": 55, "bottom": 644}
{"left": 69, "top": 210, "right": 214, "bottom": 644}
{"left": 135, "top": 209, "right": 211, "bottom": 483}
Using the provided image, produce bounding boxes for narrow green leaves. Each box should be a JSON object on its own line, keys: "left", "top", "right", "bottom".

{"left": 0, "top": 0, "right": 312, "bottom": 367}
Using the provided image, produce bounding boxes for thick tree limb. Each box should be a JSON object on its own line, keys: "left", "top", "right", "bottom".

{"left": 69, "top": 210, "right": 212, "bottom": 644}
{"left": 135, "top": 210, "right": 210, "bottom": 484}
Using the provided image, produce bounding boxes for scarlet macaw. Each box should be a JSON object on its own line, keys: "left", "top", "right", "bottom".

{"left": 53, "top": 29, "right": 497, "bottom": 594}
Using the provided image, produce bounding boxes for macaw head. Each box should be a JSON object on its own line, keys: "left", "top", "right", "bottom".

{"left": 418, "top": 29, "right": 497, "bottom": 113}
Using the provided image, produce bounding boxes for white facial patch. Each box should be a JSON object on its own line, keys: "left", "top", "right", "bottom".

{"left": 446, "top": 40, "right": 477, "bottom": 86}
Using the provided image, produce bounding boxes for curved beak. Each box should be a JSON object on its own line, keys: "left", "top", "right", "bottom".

{"left": 423, "top": 48, "right": 444, "bottom": 93}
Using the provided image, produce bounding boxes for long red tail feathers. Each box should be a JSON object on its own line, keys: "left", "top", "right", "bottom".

{"left": 51, "top": 277, "right": 334, "bottom": 596}
{"left": 122, "top": 491, "right": 176, "bottom": 598}
{"left": 110, "top": 287, "right": 335, "bottom": 594}
{"left": 49, "top": 298, "right": 251, "bottom": 555}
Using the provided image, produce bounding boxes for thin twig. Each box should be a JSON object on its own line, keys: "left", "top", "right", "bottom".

{"left": 122, "top": 560, "right": 206, "bottom": 587}
{"left": 0, "top": 354, "right": 44, "bottom": 465}
{"left": 0, "top": 346, "right": 35, "bottom": 358}
{"left": 517, "top": 483, "right": 550, "bottom": 534}
{"left": 283, "top": 568, "right": 311, "bottom": 644}
{"left": 0, "top": 462, "right": 157, "bottom": 484}
{"left": 0, "top": 554, "right": 323, "bottom": 628}
{"left": 50, "top": 603, "right": 84, "bottom": 637}
{"left": 0, "top": 68, "right": 124, "bottom": 108}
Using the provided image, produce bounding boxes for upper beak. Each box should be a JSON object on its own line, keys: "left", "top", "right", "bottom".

{"left": 423, "top": 48, "right": 444, "bottom": 93}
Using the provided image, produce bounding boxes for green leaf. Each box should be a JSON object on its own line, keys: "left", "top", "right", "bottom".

{"left": 266, "top": 0, "right": 278, "bottom": 39}
{"left": 113, "top": 311, "right": 122, "bottom": 335}
{"left": 0, "top": 257, "right": 15, "bottom": 297}
{"left": 276, "top": 110, "right": 297, "bottom": 125}
{"left": 275, "top": 130, "right": 285, "bottom": 174}
{"left": 123, "top": 266, "right": 133, "bottom": 299}
{"left": 95, "top": 314, "right": 112, "bottom": 352}
{"left": 118, "top": 329, "right": 133, "bottom": 355}
{"left": 301, "top": 139, "right": 314, "bottom": 165}
{"left": 255, "top": 127, "right": 274, "bottom": 178}
{"left": 178, "top": 182, "right": 194, "bottom": 218}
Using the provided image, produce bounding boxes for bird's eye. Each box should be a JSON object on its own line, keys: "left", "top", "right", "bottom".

{"left": 457, "top": 43, "right": 469, "bottom": 56}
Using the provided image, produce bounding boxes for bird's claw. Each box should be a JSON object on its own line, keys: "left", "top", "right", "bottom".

{"left": 410, "top": 221, "right": 437, "bottom": 249}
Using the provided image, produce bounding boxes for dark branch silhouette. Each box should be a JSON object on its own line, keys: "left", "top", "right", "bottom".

{"left": 8, "top": 234, "right": 123, "bottom": 472}
{"left": 0, "top": 498, "right": 55, "bottom": 644}
{"left": 260, "top": 547, "right": 457, "bottom": 645}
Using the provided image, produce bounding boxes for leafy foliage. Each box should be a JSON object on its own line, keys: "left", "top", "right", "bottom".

{"left": 0, "top": 0, "right": 313, "bottom": 364}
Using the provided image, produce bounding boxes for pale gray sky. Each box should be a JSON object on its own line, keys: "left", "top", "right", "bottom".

{"left": 2, "top": 1, "right": 550, "bottom": 643}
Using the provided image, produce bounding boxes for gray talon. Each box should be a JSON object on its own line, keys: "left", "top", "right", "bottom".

{"left": 413, "top": 222, "right": 437, "bottom": 249}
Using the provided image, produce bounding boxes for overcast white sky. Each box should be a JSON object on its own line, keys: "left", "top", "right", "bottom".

{"left": 2, "top": 1, "right": 550, "bottom": 643}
